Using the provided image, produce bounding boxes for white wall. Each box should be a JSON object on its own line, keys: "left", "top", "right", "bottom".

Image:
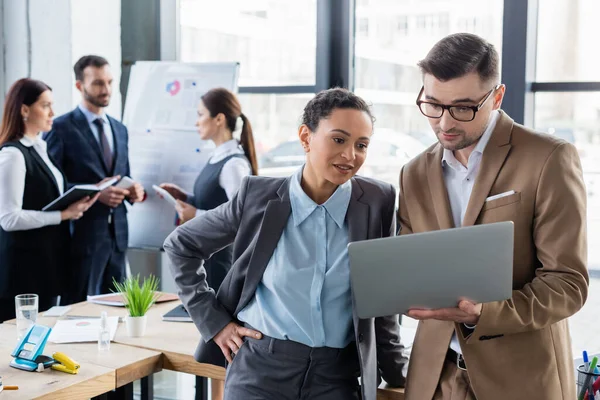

{"left": 0, "top": 0, "right": 122, "bottom": 119}
{"left": 30, "top": 0, "right": 74, "bottom": 117}
{"left": 71, "top": 0, "right": 122, "bottom": 119}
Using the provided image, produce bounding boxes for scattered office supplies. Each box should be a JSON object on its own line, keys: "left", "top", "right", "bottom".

{"left": 42, "top": 177, "right": 118, "bottom": 211}
{"left": 0, "top": 376, "right": 19, "bottom": 392}
{"left": 50, "top": 352, "right": 80, "bottom": 374}
{"left": 10, "top": 325, "right": 55, "bottom": 372}
{"left": 48, "top": 317, "right": 118, "bottom": 344}
{"left": 162, "top": 304, "right": 192, "bottom": 322}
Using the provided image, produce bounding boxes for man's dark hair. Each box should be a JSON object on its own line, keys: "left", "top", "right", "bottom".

{"left": 301, "top": 87, "right": 375, "bottom": 132}
{"left": 418, "top": 33, "right": 499, "bottom": 85}
{"left": 73, "top": 55, "right": 109, "bottom": 81}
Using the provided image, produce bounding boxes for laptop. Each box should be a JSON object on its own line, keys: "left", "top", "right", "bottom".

{"left": 162, "top": 304, "right": 192, "bottom": 322}
{"left": 348, "top": 221, "right": 514, "bottom": 319}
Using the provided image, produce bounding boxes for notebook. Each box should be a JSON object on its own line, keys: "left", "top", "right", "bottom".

{"left": 42, "top": 177, "right": 118, "bottom": 211}
{"left": 162, "top": 304, "right": 192, "bottom": 322}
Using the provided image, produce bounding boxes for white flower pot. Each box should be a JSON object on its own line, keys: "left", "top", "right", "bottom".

{"left": 125, "top": 315, "right": 147, "bottom": 337}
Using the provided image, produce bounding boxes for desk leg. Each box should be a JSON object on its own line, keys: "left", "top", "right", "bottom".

{"left": 141, "top": 374, "right": 154, "bottom": 400}
{"left": 107, "top": 383, "right": 133, "bottom": 400}
{"left": 195, "top": 376, "right": 209, "bottom": 400}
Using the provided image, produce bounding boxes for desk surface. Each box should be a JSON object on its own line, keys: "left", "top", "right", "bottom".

{"left": 7, "top": 300, "right": 405, "bottom": 399}
{"left": 0, "top": 323, "right": 162, "bottom": 397}
{"left": 0, "top": 324, "right": 114, "bottom": 399}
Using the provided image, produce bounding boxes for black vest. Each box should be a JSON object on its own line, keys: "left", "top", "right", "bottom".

{"left": 191, "top": 154, "right": 247, "bottom": 290}
{"left": 0, "top": 141, "right": 70, "bottom": 298}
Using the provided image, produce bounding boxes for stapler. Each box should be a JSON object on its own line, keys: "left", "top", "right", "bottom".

{"left": 50, "top": 352, "right": 80, "bottom": 374}
{"left": 10, "top": 325, "right": 55, "bottom": 372}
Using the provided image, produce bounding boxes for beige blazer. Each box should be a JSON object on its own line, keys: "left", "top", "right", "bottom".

{"left": 399, "top": 111, "right": 588, "bottom": 400}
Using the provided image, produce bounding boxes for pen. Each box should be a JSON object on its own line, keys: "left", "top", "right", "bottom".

{"left": 579, "top": 356, "right": 599, "bottom": 400}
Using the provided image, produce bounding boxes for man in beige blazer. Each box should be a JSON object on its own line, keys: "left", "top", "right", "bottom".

{"left": 398, "top": 33, "right": 588, "bottom": 400}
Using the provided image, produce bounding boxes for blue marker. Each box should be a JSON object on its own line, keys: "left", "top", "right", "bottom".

{"left": 196, "top": 148, "right": 200, "bottom": 153}
{"left": 585, "top": 351, "right": 590, "bottom": 371}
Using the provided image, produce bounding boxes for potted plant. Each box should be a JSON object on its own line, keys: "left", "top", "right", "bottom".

{"left": 112, "top": 274, "right": 159, "bottom": 337}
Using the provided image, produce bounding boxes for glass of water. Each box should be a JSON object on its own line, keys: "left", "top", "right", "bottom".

{"left": 15, "top": 294, "right": 38, "bottom": 341}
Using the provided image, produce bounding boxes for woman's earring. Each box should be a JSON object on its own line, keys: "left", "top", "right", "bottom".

{"left": 23, "top": 117, "right": 28, "bottom": 122}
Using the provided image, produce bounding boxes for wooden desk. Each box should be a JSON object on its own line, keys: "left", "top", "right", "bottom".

{"left": 10, "top": 301, "right": 405, "bottom": 399}
{"left": 64, "top": 301, "right": 405, "bottom": 399}
{"left": 0, "top": 325, "right": 114, "bottom": 399}
{"left": 0, "top": 322, "right": 162, "bottom": 396}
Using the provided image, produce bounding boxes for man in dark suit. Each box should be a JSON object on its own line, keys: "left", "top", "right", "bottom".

{"left": 45, "top": 55, "right": 145, "bottom": 302}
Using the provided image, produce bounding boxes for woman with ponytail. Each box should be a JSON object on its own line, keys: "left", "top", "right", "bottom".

{"left": 160, "top": 87, "right": 257, "bottom": 286}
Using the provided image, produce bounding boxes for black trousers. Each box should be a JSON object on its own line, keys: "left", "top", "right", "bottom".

{"left": 66, "top": 229, "right": 126, "bottom": 304}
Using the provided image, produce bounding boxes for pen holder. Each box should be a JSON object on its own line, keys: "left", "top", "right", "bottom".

{"left": 577, "top": 364, "right": 600, "bottom": 398}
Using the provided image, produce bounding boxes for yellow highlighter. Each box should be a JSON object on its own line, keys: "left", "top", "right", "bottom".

{"left": 51, "top": 352, "right": 80, "bottom": 374}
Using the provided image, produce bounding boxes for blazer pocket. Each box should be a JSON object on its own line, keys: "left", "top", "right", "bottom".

{"left": 482, "top": 191, "right": 521, "bottom": 211}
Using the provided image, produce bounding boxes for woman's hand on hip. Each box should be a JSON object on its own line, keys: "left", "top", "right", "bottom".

{"left": 213, "top": 322, "right": 262, "bottom": 363}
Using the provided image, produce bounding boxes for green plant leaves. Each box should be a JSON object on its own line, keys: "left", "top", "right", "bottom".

{"left": 112, "top": 274, "right": 160, "bottom": 317}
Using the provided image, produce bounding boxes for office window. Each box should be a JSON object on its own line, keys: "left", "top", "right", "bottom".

{"left": 238, "top": 93, "right": 313, "bottom": 177}
{"left": 396, "top": 16, "right": 408, "bottom": 36}
{"left": 536, "top": 0, "right": 600, "bottom": 82}
{"left": 534, "top": 92, "right": 600, "bottom": 354}
{"left": 358, "top": 17, "right": 370, "bottom": 38}
{"left": 354, "top": 0, "right": 504, "bottom": 187}
{"left": 180, "top": 0, "right": 317, "bottom": 87}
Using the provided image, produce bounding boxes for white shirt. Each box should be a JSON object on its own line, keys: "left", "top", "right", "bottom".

{"left": 443, "top": 111, "right": 499, "bottom": 354}
{"left": 0, "top": 134, "right": 64, "bottom": 231}
{"left": 188, "top": 139, "right": 252, "bottom": 217}
{"left": 78, "top": 104, "right": 115, "bottom": 154}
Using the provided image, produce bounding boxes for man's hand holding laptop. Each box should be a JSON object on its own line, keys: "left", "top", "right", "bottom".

{"left": 407, "top": 300, "right": 482, "bottom": 324}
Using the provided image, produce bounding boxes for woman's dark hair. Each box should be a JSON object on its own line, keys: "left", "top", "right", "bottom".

{"left": 301, "top": 88, "right": 375, "bottom": 132}
{"left": 417, "top": 33, "right": 499, "bottom": 85}
{"left": 201, "top": 88, "right": 258, "bottom": 176}
{"left": 0, "top": 78, "right": 52, "bottom": 146}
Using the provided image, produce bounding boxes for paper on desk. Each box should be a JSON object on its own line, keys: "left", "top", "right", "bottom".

{"left": 48, "top": 316, "right": 119, "bottom": 343}
{"left": 87, "top": 292, "right": 179, "bottom": 307}
{"left": 44, "top": 305, "right": 71, "bottom": 317}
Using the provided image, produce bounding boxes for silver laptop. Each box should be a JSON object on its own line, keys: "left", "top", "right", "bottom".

{"left": 348, "top": 221, "right": 514, "bottom": 319}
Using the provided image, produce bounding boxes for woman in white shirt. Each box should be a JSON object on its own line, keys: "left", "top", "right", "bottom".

{"left": 0, "top": 78, "right": 98, "bottom": 322}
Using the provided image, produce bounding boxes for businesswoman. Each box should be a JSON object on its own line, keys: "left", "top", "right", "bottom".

{"left": 164, "top": 88, "right": 407, "bottom": 400}
{"left": 159, "top": 87, "right": 258, "bottom": 292}
{"left": 0, "top": 78, "right": 98, "bottom": 322}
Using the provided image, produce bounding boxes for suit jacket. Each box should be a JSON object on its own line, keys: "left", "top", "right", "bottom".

{"left": 44, "top": 107, "right": 131, "bottom": 253}
{"left": 399, "top": 111, "right": 588, "bottom": 400}
{"left": 164, "top": 174, "right": 408, "bottom": 400}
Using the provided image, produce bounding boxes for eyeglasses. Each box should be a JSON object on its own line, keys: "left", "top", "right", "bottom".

{"left": 416, "top": 85, "right": 501, "bottom": 122}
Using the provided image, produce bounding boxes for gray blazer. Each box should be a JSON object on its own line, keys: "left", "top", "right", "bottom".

{"left": 164, "top": 174, "right": 407, "bottom": 400}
